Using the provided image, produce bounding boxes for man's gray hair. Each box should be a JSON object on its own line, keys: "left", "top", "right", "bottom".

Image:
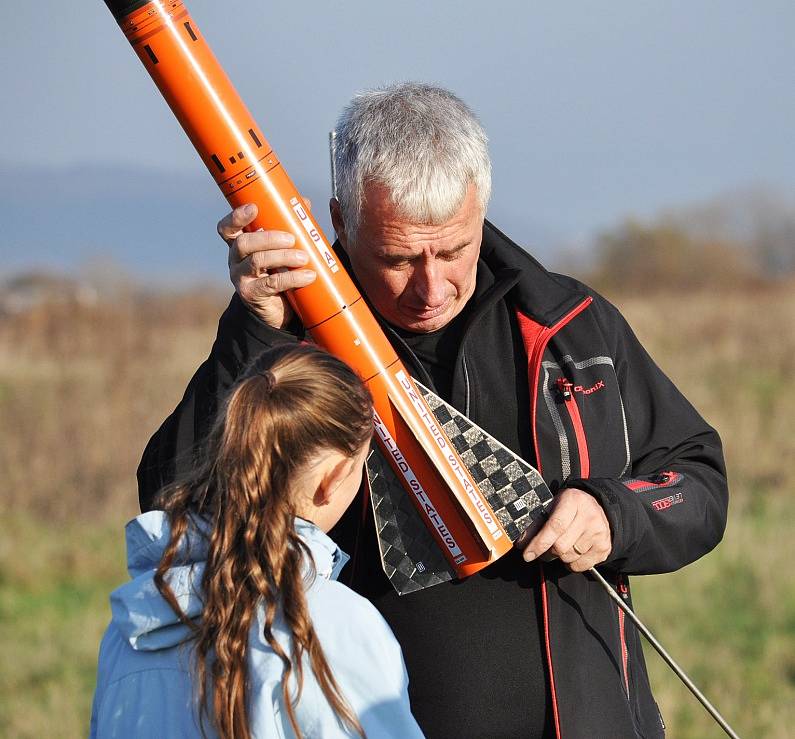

{"left": 333, "top": 83, "right": 492, "bottom": 237}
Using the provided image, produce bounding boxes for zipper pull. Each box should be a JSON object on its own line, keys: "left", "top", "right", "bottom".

{"left": 556, "top": 377, "right": 573, "bottom": 400}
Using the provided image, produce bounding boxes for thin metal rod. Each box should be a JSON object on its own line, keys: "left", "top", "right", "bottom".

{"left": 329, "top": 129, "right": 338, "bottom": 200}
{"left": 588, "top": 567, "right": 741, "bottom": 739}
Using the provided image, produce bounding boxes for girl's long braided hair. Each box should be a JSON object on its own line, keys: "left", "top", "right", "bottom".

{"left": 153, "top": 344, "right": 373, "bottom": 739}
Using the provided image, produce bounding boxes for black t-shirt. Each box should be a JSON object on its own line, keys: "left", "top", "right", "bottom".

{"left": 350, "top": 261, "right": 555, "bottom": 739}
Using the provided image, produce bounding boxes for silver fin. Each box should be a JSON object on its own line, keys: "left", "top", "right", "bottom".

{"left": 366, "top": 444, "right": 456, "bottom": 596}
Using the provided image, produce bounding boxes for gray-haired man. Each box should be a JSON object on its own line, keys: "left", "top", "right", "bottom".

{"left": 140, "top": 83, "right": 728, "bottom": 738}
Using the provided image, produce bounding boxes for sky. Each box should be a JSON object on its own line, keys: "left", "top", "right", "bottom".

{"left": 1, "top": 0, "right": 794, "bottom": 282}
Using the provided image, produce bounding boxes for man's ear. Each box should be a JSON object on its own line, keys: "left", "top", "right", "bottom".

{"left": 329, "top": 198, "right": 348, "bottom": 248}
{"left": 313, "top": 455, "right": 351, "bottom": 507}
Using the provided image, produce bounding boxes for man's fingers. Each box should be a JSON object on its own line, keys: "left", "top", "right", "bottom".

{"left": 246, "top": 269, "right": 316, "bottom": 298}
{"left": 230, "top": 230, "right": 298, "bottom": 264}
{"left": 231, "top": 248, "right": 311, "bottom": 288}
{"left": 563, "top": 526, "right": 612, "bottom": 572}
{"left": 232, "top": 255, "right": 316, "bottom": 290}
{"left": 218, "top": 198, "right": 308, "bottom": 244}
{"left": 522, "top": 499, "right": 577, "bottom": 562}
{"left": 238, "top": 249, "right": 308, "bottom": 279}
{"left": 520, "top": 487, "right": 613, "bottom": 571}
{"left": 547, "top": 506, "right": 597, "bottom": 563}
{"left": 572, "top": 539, "right": 591, "bottom": 558}
{"left": 217, "top": 203, "right": 258, "bottom": 243}
{"left": 555, "top": 529, "right": 592, "bottom": 564}
{"left": 568, "top": 538, "right": 611, "bottom": 572}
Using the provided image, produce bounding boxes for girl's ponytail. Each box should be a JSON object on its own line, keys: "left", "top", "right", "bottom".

{"left": 154, "top": 344, "right": 373, "bottom": 739}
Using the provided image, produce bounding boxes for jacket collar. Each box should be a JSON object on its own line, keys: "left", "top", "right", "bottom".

{"left": 480, "top": 220, "right": 588, "bottom": 327}
{"left": 295, "top": 517, "right": 351, "bottom": 581}
{"left": 110, "top": 511, "right": 349, "bottom": 652}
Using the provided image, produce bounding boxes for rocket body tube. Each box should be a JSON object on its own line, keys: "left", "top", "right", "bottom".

{"left": 103, "top": 0, "right": 519, "bottom": 575}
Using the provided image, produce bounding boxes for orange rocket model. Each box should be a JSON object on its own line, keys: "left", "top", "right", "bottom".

{"left": 102, "top": 0, "right": 552, "bottom": 594}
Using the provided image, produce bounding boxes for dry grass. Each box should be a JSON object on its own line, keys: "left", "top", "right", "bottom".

{"left": 0, "top": 289, "right": 227, "bottom": 738}
{"left": 0, "top": 289, "right": 227, "bottom": 520}
{"left": 610, "top": 285, "right": 795, "bottom": 738}
{"left": 1, "top": 285, "right": 793, "bottom": 737}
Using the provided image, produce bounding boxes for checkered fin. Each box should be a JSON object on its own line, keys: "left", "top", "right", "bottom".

{"left": 366, "top": 445, "right": 456, "bottom": 596}
{"left": 415, "top": 380, "right": 552, "bottom": 543}
{"left": 366, "top": 380, "right": 553, "bottom": 596}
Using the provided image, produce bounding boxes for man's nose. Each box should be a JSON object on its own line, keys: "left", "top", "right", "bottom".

{"left": 412, "top": 259, "right": 447, "bottom": 307}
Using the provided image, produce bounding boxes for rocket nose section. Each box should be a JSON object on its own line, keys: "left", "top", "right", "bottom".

{"left": 102, "top": 0, "right": 152, "bottom": 21}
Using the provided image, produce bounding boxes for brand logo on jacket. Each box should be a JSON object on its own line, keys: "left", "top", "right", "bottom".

{"left": 574, "top": 379, "right": 605, "bottom": 396}
{"left": 651, "top": 492, "right": 684, "bottom": 511}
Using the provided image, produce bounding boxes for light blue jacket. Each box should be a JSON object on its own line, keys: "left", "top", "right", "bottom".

{"left": 90, "top": 511, "right": 424, "bottom": 738}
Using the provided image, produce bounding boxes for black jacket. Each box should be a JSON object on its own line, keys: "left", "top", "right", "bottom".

{"left": 138, "top": 221, "right": 728, "bottom": 738}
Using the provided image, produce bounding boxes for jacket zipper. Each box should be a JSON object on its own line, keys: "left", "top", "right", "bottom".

{"left": 555, "top": 377, "right": 590, "bottom": 478}
{"left": 462, "top": 355, "right": 471, "bottom": 417}
{"left": 526, "top": 297, "right": 593, "bottom": 473}
{"left": 623, "top": 471, "right": 683, "bottom": 493}
{"left": 518, "top": 295, "right": 592, "bottom": 739}
{"left": 617, "top": 575, "right": 630, "bottom": 698}
{"left": 556, "top": 372, "right": 630, "bottom": 700}
{"left": 539, "top": 568, "right": 562, "bottom": 739}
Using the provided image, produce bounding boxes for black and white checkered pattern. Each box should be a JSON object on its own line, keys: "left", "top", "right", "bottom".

{"left": 416, "top": 381, "right": 552, "bottom": 544}
{"left": 367, "top": 380, "right": 552, "bottom": 595}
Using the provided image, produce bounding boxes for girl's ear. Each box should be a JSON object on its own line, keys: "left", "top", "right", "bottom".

{"left": 313, "top": 454, "right": 352, "bottom": 507}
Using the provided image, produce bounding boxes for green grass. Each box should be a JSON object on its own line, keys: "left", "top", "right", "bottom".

{"left": 633, "top": 492, "right": 795, "bottom": 737}
{"left": 0, "top": 519, "right": 128, "bottom": 738}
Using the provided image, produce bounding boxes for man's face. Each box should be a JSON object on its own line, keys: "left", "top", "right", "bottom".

{"left": 334, "top": 183, "right": 483, "bottom": 333}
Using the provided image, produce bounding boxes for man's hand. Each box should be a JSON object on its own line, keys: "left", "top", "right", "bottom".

{"left": 217, "top": 203, "right": 316, "bottom": 329}
{"left": 522, "top": 488, "right": 612, "bottom": 572}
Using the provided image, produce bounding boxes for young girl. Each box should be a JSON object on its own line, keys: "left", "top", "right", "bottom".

{"left": 90, "top": 344, "right": 424, "bottom": 738}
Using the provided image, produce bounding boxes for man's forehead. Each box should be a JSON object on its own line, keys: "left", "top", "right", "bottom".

{"left": 357, "top": 186, "right": 484, "bottom": 255}
{"left": 370, "top": 237, "right": 473, "bottom": 259}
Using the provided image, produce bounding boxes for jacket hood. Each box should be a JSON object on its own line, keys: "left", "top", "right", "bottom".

{"left": 480, "top": 220, "right": 588, "bottom": 326}
{"left": 110, "top": 511, "right": 349, "bottom": 652}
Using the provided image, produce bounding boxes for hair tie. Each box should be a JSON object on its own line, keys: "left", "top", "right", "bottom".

{"left": 261, "top": 369, "right": 277, "bottom": 393}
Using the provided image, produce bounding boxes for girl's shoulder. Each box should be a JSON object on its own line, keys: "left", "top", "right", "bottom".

{"left": 296, "top": 521, "right": 398, "bottom": 647}
{"left": 307, "top": 577, "right": 400, "bottom": 655}
{"left": 249, "top": 578, "right": 420, "bottom": 738}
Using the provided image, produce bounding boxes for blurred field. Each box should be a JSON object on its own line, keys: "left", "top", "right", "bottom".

{"left": 1, "top": 285, "right": 794, "bottom": 737}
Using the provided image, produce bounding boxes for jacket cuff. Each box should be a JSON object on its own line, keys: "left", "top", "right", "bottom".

{"left": 222, "top": 293, "right": 304, "bottom": 350}
{"left": 566, "top": 476, "right": 637, "bottom": 568}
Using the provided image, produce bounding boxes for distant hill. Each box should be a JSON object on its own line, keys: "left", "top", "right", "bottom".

{"left": 0, "top": 162, "right": 560, "bottom": 285}
{"left": 0, "top": 162, "right": 328, "bottom": 285}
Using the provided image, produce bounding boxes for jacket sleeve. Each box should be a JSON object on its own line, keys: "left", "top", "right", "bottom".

{"left": 569, "top": 299, "right": 729, "bottom": 575}
{"left": 136, "top": 294, "right": 302, "bottom": 512}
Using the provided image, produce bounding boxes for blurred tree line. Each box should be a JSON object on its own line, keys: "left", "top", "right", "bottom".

{"left": 581, "top": 188, "right": 795, "bottom": 293}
